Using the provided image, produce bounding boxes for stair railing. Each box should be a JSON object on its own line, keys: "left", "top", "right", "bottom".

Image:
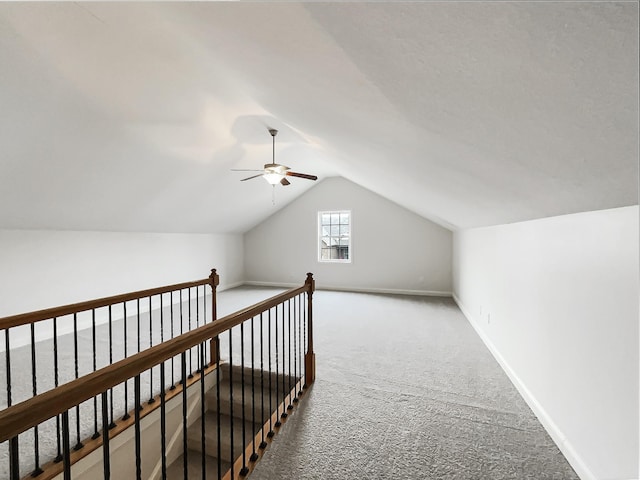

{"left": 0, "top": 271, "right": 316, "bottom": 480}
{"left": 1, "top": 269, "right": 220, "bottom": 479}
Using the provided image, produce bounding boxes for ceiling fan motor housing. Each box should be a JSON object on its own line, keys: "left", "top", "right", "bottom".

{"left": 264, "top": 163, "right": 289, "bottom": 173}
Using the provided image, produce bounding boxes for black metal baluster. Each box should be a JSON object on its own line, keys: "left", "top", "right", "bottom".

{"left": 250, "top": 315, "right": 258, "bottom": 462}
{"left": 159, "top": 293, "right": 165, "bottom": 420}
{"left": 4, "top": 328, "right": 11, "bottom": 409}
{"left": 102, "top": 392, "right": 111, "bottom": 479}
{"left": 188, "top": 287, "right": 194, "bottom": 379}
{"left": 293, "top": 296, "right": 298, "bottom": 404}
{"left": 160, "top": 362, "right": 167, "bottom": 480}
{"left": 240, "top": 322, "right": 248, "bottom": 476}
{"left": 137, "top": 298, "right": 141, "bottom": 357}
{"left": 280, "top": 302, "right": 288, "bottom": 419}
{"left": 298, "top": 295, "right": 303, "bottom": 397}
{"left": 288, "top": 300, "right": 294, "bottom": 409}
{"left": 52, "top": 318, "right": 63, "bottom": 462}
{"left": 228, "top": 329, "right": 235, "bottom": 479}
{"left": 196, "top": 288, "right": 201, "bottom": 374}
{"left": 135, "top": 375, "right": 142, "bottom": 480}
{"left": 160, "top": 293, "right": 164, "bottom": 347}
{"left": 267, "top": 309, "right": 274, "bottom": 439}
{"left": 274, "top": 306, "right": 281, "bottom": 429}
{"left": 149, "top": 295, "right": 155, "bottom": 404}
{"left": 122, "top": 302, "right": 131, "bottom": 421}
{"left": 73, "top": 313, "right": 85, "bottom": 448}
{"left": 282, "top": 302, "right": 287, "bottom": 408}
{"left": 170, "top": 292, "right": 176, "bottom": 390}
{"left": 92, "top": 309, "right": 103, "bottom": 435}
{"left": 9, "top": 436, "right": 19, "bottom": 480}
{"left": 259, "top": 312, "right": 267, "bottom": 449}
{"left": 199, "top": 341, "right": 207, "bottom": 479}
{"left": 216, "top": 337, "right": 222, "bottom": 480}
{"left": 61, "top": 411, "right": 72, "bottom": 480}
{"left": 30, "top": 322, "right": 43, "bottom": 476}
{"left": 202, "top": 286, "right": 209, "bottom": 365}
{"left": 107, "top": 307, "right": 116, "bottom": 430}
{"left": 181, "top": 352, "right": 188, "bottom": 480}
{"left": 137, "top": 299, "right": 143, "bottom": 411}
{"left": 179, "top": 290, "right": 184, "bottom": 385}
{"left": 6, "top": 331, "right": 18, "bottom": 480}
{"left": 282, "top": 303, "right": 289, "bottom": 418}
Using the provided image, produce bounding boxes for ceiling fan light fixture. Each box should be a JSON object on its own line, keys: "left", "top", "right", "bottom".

{"left": 264, "top": 163, "right": 286, "bottom": 184}
{"left": 263, "top": 172, "right": 284, "bottom": 185}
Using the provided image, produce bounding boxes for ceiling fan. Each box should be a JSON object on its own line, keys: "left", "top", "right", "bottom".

{"left": 232, "top": 129, "right": 318, "bottom": 186}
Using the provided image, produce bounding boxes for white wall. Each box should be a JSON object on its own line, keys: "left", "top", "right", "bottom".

{"left": 452, "top": 205, "right": 639, "bottom": 480}
{"left": 0, "top": 229, "right": 244, "bottom": 318}
{"left": 245, "top": 176, "right": 452, "bottom": 295}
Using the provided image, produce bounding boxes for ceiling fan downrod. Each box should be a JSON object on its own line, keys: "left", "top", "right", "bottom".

{"left": 270, "top": 129, "right": 278, "bottom": 166}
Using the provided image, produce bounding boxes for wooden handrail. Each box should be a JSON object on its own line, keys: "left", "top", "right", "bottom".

{"left": 0, "top": 282, "right": 312, "bottom": 443}
{"left": 0, "top": 277, "right": 212, "bottom": 330}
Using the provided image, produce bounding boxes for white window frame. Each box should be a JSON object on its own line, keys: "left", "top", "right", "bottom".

{"left": 318, "top": 210, "right": 352, "bottom": 263}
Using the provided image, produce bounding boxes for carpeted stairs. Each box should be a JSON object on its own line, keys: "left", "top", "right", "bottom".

{"left": 167, "top": 363, "right": 294, "bottom": 480}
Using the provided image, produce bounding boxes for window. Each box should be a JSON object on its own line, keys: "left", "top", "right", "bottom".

{"left": 318, "top": 210, "right": 351, "bottom": 262}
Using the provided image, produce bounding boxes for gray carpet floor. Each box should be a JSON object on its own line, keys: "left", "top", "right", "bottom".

{"left": 246, "top": 289, "right": 579, "bottom": 480}
{"left": 1, "top": 287, "right": 579, "bottom": 479}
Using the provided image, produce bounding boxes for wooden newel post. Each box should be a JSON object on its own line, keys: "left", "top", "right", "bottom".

{"left": 209, "top": 268, "right": 220, "bottom": 366}
{"left": 304, "top": 272, "right": 316, "bottom": 387}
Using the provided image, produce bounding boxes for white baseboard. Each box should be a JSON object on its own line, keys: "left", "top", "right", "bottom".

{"left": 242, "top": 280, "right": 299, "bottom": 289}
{"left": 217, "top": 281, "right": 245, "bottom": 292}
{"left": 243, "top": 280, "right": 452, "bottom": 298}
{"left": 452, "top": 293, "right": 597, "bottom": 480}
{"left": 319, "top": 284, "right": 452, "bottom": 297}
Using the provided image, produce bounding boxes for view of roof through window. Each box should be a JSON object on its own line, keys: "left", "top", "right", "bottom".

{"left": 319, "top": 211, "right": 350, "bottom": 262}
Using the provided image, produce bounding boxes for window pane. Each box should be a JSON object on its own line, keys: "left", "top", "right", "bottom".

{"left": 319, "top": 211, "right": 351, "bottom": 262}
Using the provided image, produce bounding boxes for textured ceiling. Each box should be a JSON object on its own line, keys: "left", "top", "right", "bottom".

{"left": 0, "top": 2, "right": 637, "bottom": 233}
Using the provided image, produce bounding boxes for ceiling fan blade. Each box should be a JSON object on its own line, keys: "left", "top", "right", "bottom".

{"left": 231, "top": 169, "right": 264, "bottom": 172}
{"left": 280, "top": 177, "right": 291, "bottom": 186}
{"left": 286, "top": 171, "right": 318, "bottom": 181}
{"left": 240, "top": 174, "right": 264, "bottom": 182}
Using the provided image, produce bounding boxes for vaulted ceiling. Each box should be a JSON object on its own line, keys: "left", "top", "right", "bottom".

{"left": 0, "top": 2, "right": 637, "bottom": 233}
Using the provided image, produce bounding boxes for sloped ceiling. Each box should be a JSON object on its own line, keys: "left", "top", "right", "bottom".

{"left": 0, "top": 2, "right": 637, "bottom": 233}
